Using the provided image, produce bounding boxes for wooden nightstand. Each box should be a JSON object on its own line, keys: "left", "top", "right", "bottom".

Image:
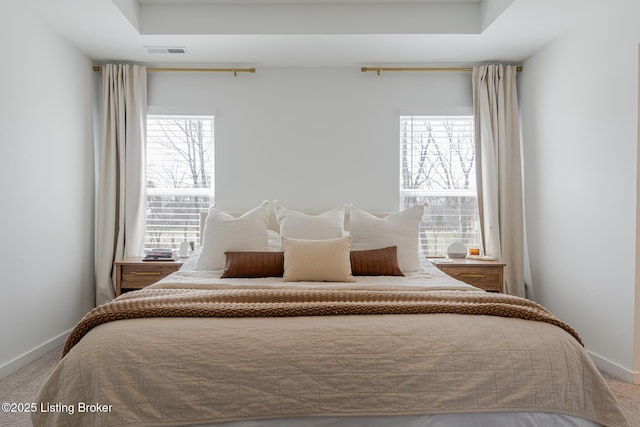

{"left": 114, "top": 257, "right": 184, "bottom": 296}
{"left": 428, "top": 258, "right": 506, "bottom": 293}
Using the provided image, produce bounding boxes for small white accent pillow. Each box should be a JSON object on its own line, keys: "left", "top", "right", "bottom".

{"left": 282, "top": 235, "right": 355, "bottom": 282}
{"left": 275, "top": 204, "right": 345, "bottom": 240}
{"left": 196, "top": 201, "right": 270, "bottom": 270}
{"left": 349, "top": 205, "right": 424, "bottom": 272}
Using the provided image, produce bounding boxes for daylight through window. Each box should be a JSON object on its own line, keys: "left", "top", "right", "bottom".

{"left": 400, "top": 116, "right": 480, "bottom": 256}
{"left": 145, "top": 115, "right": 214, "bottom": 249}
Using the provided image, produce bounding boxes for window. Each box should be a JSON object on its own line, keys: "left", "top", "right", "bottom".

{"left": 145, "top": 115, "right": 214, "bottom": 249}
{"left": 400, "top": 116, "right": 480, "bottom": 256}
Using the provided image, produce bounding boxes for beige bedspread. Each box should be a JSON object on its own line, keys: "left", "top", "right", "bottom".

{"left": 34, "top": 282, "right": 628, "bottom": 427}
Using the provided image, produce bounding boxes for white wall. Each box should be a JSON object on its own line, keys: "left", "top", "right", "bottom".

{"left": 148, "top": 67, "right": 472, "bottom": 212}
{"left": 520, "top": 0, "right": 640, "bottom": 381}
{"left": 0, "top": 3, "right": 95, "bottom": 377}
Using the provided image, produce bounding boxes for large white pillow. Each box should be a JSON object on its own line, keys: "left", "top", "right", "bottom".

{"left": 196, "top": 201, "right": 270, "bottom": 270}
{"left": 282, "top": 235, "right": 355, "bottom": 282}
{"left": 275, "top": 204, "right": 345, "bottom": 240}
{"left": 349, "top": 205, "right": 424, "bottom": 272}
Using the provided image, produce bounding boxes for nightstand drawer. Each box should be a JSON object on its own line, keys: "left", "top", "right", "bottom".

{"left": 115, "top": 258, "right": 183, "bottom": 296}
{"left": 429, "top": 258, "right": 506, "bottom": 293}
{"left": 121, "top": 264, "right": 180, "bottom": 288}
{"left": 439, "top": 265, "right": 503, "bottom": 292}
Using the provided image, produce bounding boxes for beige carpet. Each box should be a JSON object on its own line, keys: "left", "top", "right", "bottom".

{"left": 600, "top": 371, "right": 640, "bottom": 426}
{"left": 1, "top": 346, "right": 639, "bottom": 426}
{"left": 0, "top": 347, "right": 61, "bottom": 427}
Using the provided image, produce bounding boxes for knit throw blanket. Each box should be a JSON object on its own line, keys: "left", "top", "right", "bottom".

{"left": 63, "top": 288, "right": 582, "bottom": 357}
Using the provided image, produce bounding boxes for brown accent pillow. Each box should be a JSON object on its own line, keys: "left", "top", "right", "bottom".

{"left": 350, "top": 246, "right": 405, "bottom": 276}
{"left": 221, "top": 251, "right": 284, "bottom": 278}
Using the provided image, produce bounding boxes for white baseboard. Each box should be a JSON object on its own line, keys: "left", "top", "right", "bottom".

{"left": 0, "top": 330, "right": 70, "bottom": 380}
{"left": 588, "top": 350, "right": 640, "bottom": 384}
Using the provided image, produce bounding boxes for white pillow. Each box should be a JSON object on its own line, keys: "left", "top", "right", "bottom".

{"left": 196, "top": 201, "right": 270, "bottom": 270}
{"left": 275, "top": 204, "right": 345, "bottom": 240}
{"left": 282, "top": 236, "right": 355, "bottom": 282}
{"left": 349, "top": 205, "right": 424, "bottom": 272}
{"left": 267, "top": 229, "right": 281, "bottom": 251}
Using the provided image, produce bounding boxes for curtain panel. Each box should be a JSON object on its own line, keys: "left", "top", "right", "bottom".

{"left": 95, "top": 64, "right": 147, "bottom": 306}
{"left": 472, "top": 65, "right": 525, "bottom": 297}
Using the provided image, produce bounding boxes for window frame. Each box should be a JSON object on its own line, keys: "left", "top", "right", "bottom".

{"left": 144, "top": 114, "right": 215, "bottom": 250}
{"left": 399, "top": 114, "right": 480, "bottom": 256}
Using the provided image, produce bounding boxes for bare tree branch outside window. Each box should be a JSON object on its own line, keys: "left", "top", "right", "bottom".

{"left": 400, "top": 116, "right": 480, "bottom": 256}
{"left": 145, "top": 115, "right": 214, "bottom": 249}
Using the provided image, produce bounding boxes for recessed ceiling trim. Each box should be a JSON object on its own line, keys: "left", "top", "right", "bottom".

{"left": 480, "top": 0, "right": 516, "bottom": 31}
{"left": 138, "top": 3, "right": 482, "bottom": 36}
{"left": 112, "top": 0, "right": 141, "bottom": 31}
{"left": 137, "top": 0, "right": 481, "bottom": 4}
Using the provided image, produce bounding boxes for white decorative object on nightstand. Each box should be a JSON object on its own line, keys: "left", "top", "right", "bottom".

{"left": 446, "top": 242, "right": 467, "bottom": 258}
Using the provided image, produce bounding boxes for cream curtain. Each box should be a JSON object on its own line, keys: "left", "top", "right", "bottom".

{"left": 95, "top": 64, "right": 147, "bottom": 305}
{"left": 472, "top": 65, "right": 525, "bottom": 297}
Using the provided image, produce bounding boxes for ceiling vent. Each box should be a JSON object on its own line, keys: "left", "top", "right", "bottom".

{"left": 145, "top": 46, "right": 188, "bottom": 54}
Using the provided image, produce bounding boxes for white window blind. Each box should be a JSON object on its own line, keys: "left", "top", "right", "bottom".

{"left": 400, "top": 116, "right": 480, "bottom": 256}
{"left": 145, "top": 115, "right": 214, "bottom": 249}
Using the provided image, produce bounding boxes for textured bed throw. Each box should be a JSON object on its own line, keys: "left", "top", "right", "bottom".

{"left": 35, "top": 288, "right": 628, "bottom": 427}
{"left": 63, "top": 288, "right": 582, "bottom": 355}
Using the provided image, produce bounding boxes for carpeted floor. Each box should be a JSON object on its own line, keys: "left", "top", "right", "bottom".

{"left": 0, "top": 347, "right": 61, "bottom": 427}
{"left": 1, "top": 346, "right": 639, "bottom": 426}
{"left": 599, "top": 371, "right": 640, "bottom": 426}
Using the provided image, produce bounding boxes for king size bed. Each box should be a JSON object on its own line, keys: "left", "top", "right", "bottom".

{"left": 33, "top": 202, "right": 628, "bottom": 427}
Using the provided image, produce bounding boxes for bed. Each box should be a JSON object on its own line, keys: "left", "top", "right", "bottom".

{"left": 33, "top": 202, "right": 629, "bottom": 427}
